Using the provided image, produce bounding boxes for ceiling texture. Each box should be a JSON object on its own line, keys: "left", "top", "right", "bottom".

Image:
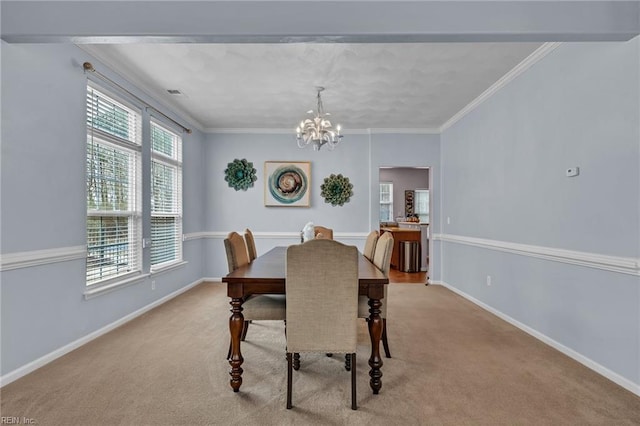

{"left": 82, "top": 42, "right": 542, "bottom": 132}
{"left": 5, "top": 1, "right": 636, "bottom": 133}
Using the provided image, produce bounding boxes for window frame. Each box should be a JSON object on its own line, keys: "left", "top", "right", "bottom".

{"left": 85, "top": 83, "right": 143, "bottom": 288}
{"left": 379, "top": 181, "right": 394, "bottom": 222}
{"left": 150, "top": 119, "right": 183, "bottom": 272}
{"left": 414, "top": 189, "right": 430, "bottom": 223}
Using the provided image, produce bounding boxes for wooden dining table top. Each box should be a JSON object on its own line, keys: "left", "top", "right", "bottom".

{"left": 222, "top": 246, "right": 389, "bottom": 287}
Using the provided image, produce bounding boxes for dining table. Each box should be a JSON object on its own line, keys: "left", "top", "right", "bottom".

{"left": 222, "top": 246, "right": 389, "bottom": 394}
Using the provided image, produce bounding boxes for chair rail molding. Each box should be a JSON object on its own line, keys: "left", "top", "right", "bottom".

{"left": 187, "top": 231, "right": 370, "bottom": 240}
{"left": 434, "top": 233, "right": 640, "bottom": 276}
{"left": 0, "top": 245, "right": 86, "bottom": 272}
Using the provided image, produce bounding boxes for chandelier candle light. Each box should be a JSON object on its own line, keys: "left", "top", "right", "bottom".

{"left": 296, "top": 87, "right": 343, "bottom": 151}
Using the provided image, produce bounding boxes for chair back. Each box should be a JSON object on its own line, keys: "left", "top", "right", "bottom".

{"left": 223, "top": 231, "right": 249, "bottom": 273}
{"left": 363, "top": 230, "right": 379, "bottom": 261}
{"left": 373, "top": 232, "right": 394, "bottom": 318}
{"left": 314, "top": 226, "right": 334, "bottom": 240}
{"left": 286, "top": 239, "right": 358, "bottom": 353}
{"left": 244, "top": 228, "right": 257, "bottom": 261}
{"left": 373, "top": 232, "right": 394, "bottom": 277}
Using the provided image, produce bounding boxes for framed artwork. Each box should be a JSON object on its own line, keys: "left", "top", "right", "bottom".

{"left": 264, "top": 161, "right": 311, "bottom": 207}
{"left": 405, "top": 190, "right": 414, "bottom": 216}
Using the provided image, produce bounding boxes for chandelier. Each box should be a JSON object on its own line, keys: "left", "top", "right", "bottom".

{"left": 296, "top": 87, "right": 343, "bottom": 151}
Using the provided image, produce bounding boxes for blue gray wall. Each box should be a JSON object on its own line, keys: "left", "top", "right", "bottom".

{"left": 439, "top": 40, "right": 640, "bottom": 388}
{"left": 0, "top": 43, "right": 442, "bottom": 379}
{"left": 0, "top": 42, "right": 206, "bottom": 376}
{"left": 1, "top": 38, "right": 638, "bottom": 394}
{"left": 202, "top": 132, "right": 441, "bottom": 279}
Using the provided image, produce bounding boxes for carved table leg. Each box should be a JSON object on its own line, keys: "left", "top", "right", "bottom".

{"left": 368, "top": 297, "right": 383, "bottom": 394}
{"left": 229, "top": 297, "right": 245, "bottom": 392}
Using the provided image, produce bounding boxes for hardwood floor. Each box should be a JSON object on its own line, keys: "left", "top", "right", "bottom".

{"left": 388, "top": 266, "right": 428, "bottom": 284}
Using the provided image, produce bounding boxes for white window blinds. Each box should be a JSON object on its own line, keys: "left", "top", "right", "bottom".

{"left": 379, "top": 182, "right": 394, "bottom": 222}
{"left": 150, "top": 121, "right": 183, "bottom": 269}
{"left": 86, "top": 85, "right": 142, "bottom": 285}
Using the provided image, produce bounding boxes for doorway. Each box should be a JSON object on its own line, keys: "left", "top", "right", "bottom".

{"left": 379, "top": 167, "right": 431, "bottom": 284}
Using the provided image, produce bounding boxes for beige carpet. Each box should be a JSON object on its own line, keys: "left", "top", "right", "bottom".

{"left": 1, "top": 283, "right": 639, "bottom": 425}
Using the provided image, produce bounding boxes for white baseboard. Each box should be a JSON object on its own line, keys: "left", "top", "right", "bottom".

{"left": 431, "top": 281, "right": 640, "bottom": 397}
{"left": 5, "top": 276, "right": 638, "bottom": 398}
{"left": 0, "top": 278, "right": 205, "bottom": 387}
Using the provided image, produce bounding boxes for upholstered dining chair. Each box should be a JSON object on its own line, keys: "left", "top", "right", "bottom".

{"left": 358, "top": 231, "right": 394, "bottom": 358}
{"left": 285, "top": 239, "right": 359, "bottom": 410}
{"left": 224, "top": 232, "right": 286, "bottom": 345}
{"left": 363, "top": 230, "right": 379, "bottom": 261}
{"left": 244, "top": 228, "right": 257, "bottom": 261}
{"left": 313, "top": 226, "right": 334, "bottom": 240}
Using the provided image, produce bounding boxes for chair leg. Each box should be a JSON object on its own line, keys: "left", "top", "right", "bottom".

{"left": 351, "top": 353, "right": 357, "bottom": 410}
{"left": 382, "top": 318, "right": 391, "bottom": 358}
{"left": 293, "top": 353, "right": 300, "bottom": 371}
{"left": 344, "top": 353, "right": 351, "bottom": 371}
{"left": 286, "top": 353, "right": 293, "bottom": 409}
{"left": 241, "top": 320, "right": 250, "bottom": 341}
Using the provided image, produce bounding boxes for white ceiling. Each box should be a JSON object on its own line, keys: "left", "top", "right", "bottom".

{"left": 83, "top": 42, "right": 543, "bottom": 132}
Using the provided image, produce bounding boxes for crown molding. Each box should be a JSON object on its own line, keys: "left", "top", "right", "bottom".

{"left": 439, "top": 42, "right": 562, "bottom": 133}
{"left": 367, "top": 128, "right": 440, "bottom": 135}
{"left": 434, "top": 233, "right": 639, "bottom": 276}
{"left": 205, "top": 128, "right": 439, "bottom": 135}
{"left": 81, "top": 42, "right": 562, "bottom": 137}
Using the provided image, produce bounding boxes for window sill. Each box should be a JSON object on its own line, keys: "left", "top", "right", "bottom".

{"left": 84, "top": 273, "right": 150, "bottom": 300}
{"left": 151, "top": 260, "right": 188, "bottom": 276}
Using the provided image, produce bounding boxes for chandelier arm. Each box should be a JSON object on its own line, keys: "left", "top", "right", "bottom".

{"left": 295, "top": 87, "right": 341, "bottom": 151}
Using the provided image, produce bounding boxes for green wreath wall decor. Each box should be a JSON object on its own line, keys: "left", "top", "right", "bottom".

{"left": 224, "top": 158, "right": 257, "bottom": 191}
{"left": 320, "top": 173, "right": 353, "bottom": 206}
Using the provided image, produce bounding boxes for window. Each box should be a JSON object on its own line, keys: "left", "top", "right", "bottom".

{"left": 86, "top": 85, "right": 142, "bottom": 285}
{"left": 415, "top": 189, "right": 429, "bottom": 223}
{"left": 379, "top": 182, "right": 394, "bottom": 222}
{"left": 150, "top": 121, "right": 183, "bottom": 269}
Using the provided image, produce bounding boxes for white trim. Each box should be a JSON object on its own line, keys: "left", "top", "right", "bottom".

{"left": 183, "top": 232, "right": 208, "bottom": 241}
{"left": 150, "top": 260, "right": 188, "bottom": 276}
{"left": 366, "top": 128, "right": 440, "bottom": 135}
{"left": 84, "top": 42, "right": 560, "bottom": 137}
{"left": 0, "top": 278, "right": 206, "bottom": 388}
{"left": 192, "top": 231, "right": 369, "bottom": 240}
{"left": 205, "top": 127, "right": 439, "bottom": 135}
{"left": 83, "top": 273, "right": 151, "bottom": 300}
{"left": 435, "top": 233, "right": 640, "bottom": 276}
{"left": 0, "top": 245, "right": 86, "bottom": 272}
{"left": 207, "top": 128, "right": 301, "bottom": 134}
{"left": 439, "top": 42, "right": 562, "bottom": 133}
{"left": 434, "top": 281, "right": 640, "bottom": 398}
{"left": 79, "top": 45, "right": 205, "bottom": 133}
